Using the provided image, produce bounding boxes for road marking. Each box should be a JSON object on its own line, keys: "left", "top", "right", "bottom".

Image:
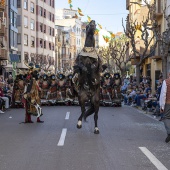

{"left": 139, "top": 147, "right": 168, "bottom": 170}
{"left": 65, "top": 112, "right": 70, "bottom": 120}
{"left": 57, "top": 128, "right": 67, "bottom": 146}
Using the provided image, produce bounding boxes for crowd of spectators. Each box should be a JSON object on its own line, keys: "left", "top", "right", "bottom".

{"left": 0, "top": 73, "right": 164, "bottom": 119}
{"left": 0, "top": 75, "right": 13, "bottom": 113}
{"left": 121, "top": 75, "right": 163, "bottom": 119}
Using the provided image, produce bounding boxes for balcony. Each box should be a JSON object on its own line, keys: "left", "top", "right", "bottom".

{"left": 0, "top": 49, "right": 7, "bottom": 60}
{"left": 0, "top": 24, "right": 5, "bottom": 36}
{"left": 126, "top": 0, "right": 129, "bottom": 10}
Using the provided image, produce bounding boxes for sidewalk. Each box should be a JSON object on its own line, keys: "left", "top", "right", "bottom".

{"left": 123, "top": 103, "right": 162, "bottom": 122}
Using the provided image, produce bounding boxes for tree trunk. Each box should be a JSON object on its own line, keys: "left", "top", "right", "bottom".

{"left": 136, "top": 64, "right": 140, "bottom": 84}
{"left": 162, "top": 56, "right": 167, "bottom": 79}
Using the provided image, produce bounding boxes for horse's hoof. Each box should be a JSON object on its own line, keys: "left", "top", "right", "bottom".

{"left": 94, "top": 127, "right": 100, "bottom": 134}
{"left": 77, "top": 120, "right": 82, "bottom": 129}
{"left": 77, "top": 124, "right": 82, "bottom": 129}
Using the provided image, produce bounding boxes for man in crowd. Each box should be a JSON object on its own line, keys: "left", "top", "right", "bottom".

{"left": 0, "top": 82, "right": 9, "bottom": 110}
{"left": 159, "top": 71, "right": 170, "bottom": 143}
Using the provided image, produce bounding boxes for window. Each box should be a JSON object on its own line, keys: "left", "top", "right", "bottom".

{"left": 24, "top": 34, "right": 28, "bottom": 45}
{"left": 40, "top": 7, "right": 43, "bottom": 16}
{"left": 44, "top": 41, "right": 46, "bottom": 49}
{"left": 49, "top": 12, "right": 51, "bottom": 21}
{"left": 44, "top": 9, "right": 46, "bottom": 18}
{"left": 17, "top": 33, "right": 21, "bottom": 44}
{"left": 44, "top": 25, "right": 46, "bottom": 33}
{"left": 30, "top": 19, "right": 34, "bottom": 30}
{"left": 49, "top": 42, "right": 51, "bottom": 50}
{"left": 10, "top": 10, "right": 14, "bottom": 25}
{"left": 17, "top": 0, "right": 21, "bottom": 8}
{"left": 52, "top": 14, "right": 54, "bottom": 22}
{"left": 24, "top": 0, "right": 28, "bottom": 10}
{"left": 14, "top": 13, "right": 17, "bottom": 27}
{"left": 52, "top": 0, "right": 54, "bottom": 7}
{"left": 49, "top": 27, "right": 51, "bottom": 35}
{"left": 40, "top": 39, "right": 43, "bottom": 48}
{"left": 24, "top": 53, "right": 29, "bottom": 63}
{"left": 17, "top": 15, "right": 21, "bottom": 26}
{"left": 31, "top": 36, "right": 35, "bottom": 47}
{"left": 24, "top": 16, "right": 28, "bottom": 28}
{"left": 30, "top": 2, "right": 34, "bottom": 13}
{"left": 40, "top": 23, "right": 43, "bottom": 32}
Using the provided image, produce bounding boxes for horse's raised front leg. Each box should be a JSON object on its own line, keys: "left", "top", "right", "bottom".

{"left": 94, "top": 102, "right": 100, "bottom": 134}
{"left": 77, "top": 98, "right": 86, "bottom": 129}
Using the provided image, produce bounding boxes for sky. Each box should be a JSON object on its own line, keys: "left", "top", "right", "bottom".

{"left": 55, "top": 0, "right": 128, "bottom": 34}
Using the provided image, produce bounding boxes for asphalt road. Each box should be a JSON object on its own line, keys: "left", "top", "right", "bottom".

{"left": 0, "top": 105, "right": 169, "bottom": 170}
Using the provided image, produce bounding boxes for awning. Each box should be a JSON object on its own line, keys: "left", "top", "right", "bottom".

{"left": 10, "top": 54, "right": 20, "bottom": 62}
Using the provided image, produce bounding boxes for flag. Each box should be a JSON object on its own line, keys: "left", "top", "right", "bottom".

{"left": 103, "top": 36, "right": 110, "bottom": 43}
{"left": 68, "top": 0, "right": 72, "bottom": 4}
{"left": 78, "top": 11, "right": 84, "bottom": 16}
{"left": 70, "top": 4, "right": 73, "bottom": 10}
{"left": 98, "top": 23, "right": 102, "bottom": 29}
{"left": 78, "top": 7, "right": 82, "bottom": 13}
{"left": 87, "top": 16, "right": 91, "bottom": 22}
{"left": 109, "top": 32, "right": 115, "bottom": 38}
{"left": 94, "top": 29, "right": 99, "bottom": 35}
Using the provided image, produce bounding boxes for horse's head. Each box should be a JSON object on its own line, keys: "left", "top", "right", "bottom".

{"left": 86, "top": 20, "right": 96, "bottom": 36}
{"left": 85, "top": 20, "right": 96, "bottom": 47}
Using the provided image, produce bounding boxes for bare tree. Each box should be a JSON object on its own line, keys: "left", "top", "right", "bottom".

{"left": 98, "top": 47, "right": 114, "bottom": 72}
{"left": 109, "top": 34, "right": 129, "bottom": 75}
{"left": 122, "top": 0, "right": 159, "bottom": 83}
{"left": 159, "top": 3, "right": 170, "bottom": 79}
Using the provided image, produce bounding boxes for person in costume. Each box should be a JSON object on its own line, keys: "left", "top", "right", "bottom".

{"left": 23, "top": 63, "right": 43, "bottom": 123}
{"left": 56, "top": 72, "right": 66, "bottom": 104}
{"left": 112, "top": 73, "right": 122, "bottom": 106}
{"left": 159, "top": 71, "right": 170, "bottom": 143}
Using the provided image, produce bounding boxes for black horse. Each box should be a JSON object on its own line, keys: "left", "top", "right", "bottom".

{"left": 73, "top": 20, "right": 103, "bottom": 134}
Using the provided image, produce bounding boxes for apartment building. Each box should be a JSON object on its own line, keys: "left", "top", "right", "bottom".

{"left": 17, "top": 0, "right": 55, "bottom": 70}
{"left": 55, "top": 25, "right": 76, "bottom": 71}
{"left": 56, "top": 8, "right": 82, "bottom": 54}
{"left": 0, "top": 0, "right": 8, "bottom": 75}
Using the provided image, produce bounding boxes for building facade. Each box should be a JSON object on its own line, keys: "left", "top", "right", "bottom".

{"left": 55, "top": 8, "right": 83, "bottom": 71}
{"left": 16, "top": 0, "right": 55, "bottom": 70}
{"left": 0, "top": 0, "right": 8, "bottom": 75}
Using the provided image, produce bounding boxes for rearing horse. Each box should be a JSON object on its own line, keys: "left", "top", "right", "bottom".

{"left": 73, "top": 20, "right": 103, "bottom": 134}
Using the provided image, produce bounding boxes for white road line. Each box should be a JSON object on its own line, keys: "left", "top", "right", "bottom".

{"left": 57, "top": 128, "right": 67, "bottom": 146}
{"left": 65, "top": 112, "right": 70, "bottom": 120}
{"left": 139, "top": 147, "right": 168, "bottom": 170}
